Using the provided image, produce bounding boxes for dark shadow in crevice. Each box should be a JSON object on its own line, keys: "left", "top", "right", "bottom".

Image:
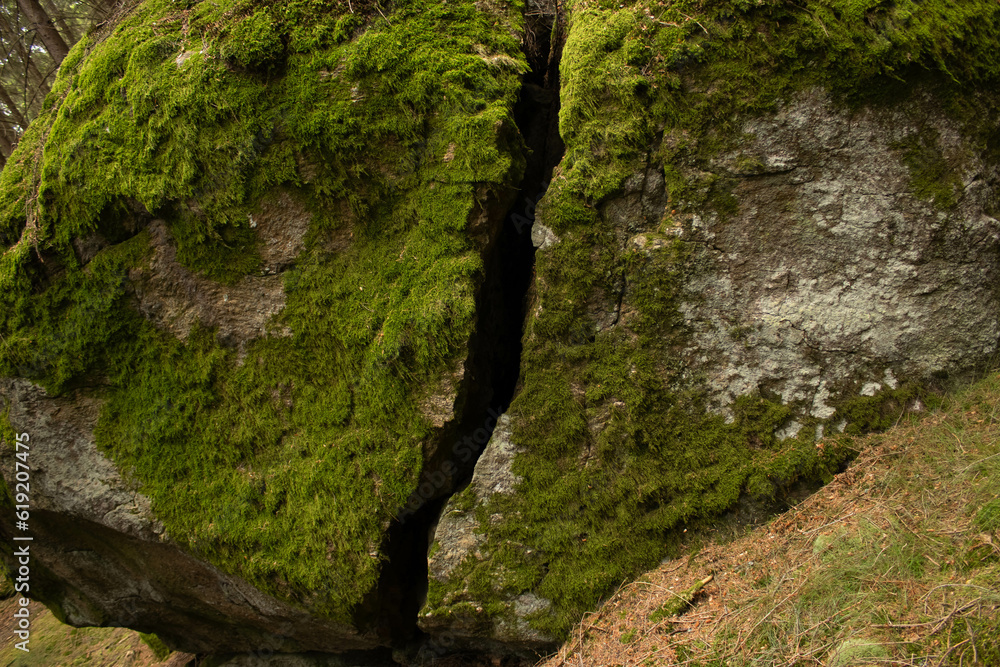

{"left": 358, "top": 4, "right": 567, "bottom": 659}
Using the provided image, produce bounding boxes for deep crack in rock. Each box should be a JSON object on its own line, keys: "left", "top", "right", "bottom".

{"left": 366, "top": 4, "right": 567, "bottom": 663}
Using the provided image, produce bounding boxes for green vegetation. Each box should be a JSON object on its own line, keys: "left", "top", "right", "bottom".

{"left": 894, "top": 127, "right": 966, "bottom": 209}
{"left": 696, "top": 371, "right": 1000, "bottom": 665}
{"left": 0, "top": 597, "right": 173, "bottom": 666}
{"left": 648, "top": 576, "right": 712, "bottom": 623}
{"left": 425, "top": 0, "right": 1000, "bottom": 641}
{"left": 828, "top": 638, "right": 890, "bottom": 667}
{"left": 835, "top": 383, "right": 938, "bottom": 435}
{"left": 139, "top": 632, "right": 172, "bottom": 661}
{"left": 547, "top": 370, "right": 1000, "bottom": 666}
{"left": 0, "top": 0, "right": 527, "bottom": 621}
{"left": 3, "top": 0, "right": 1000, "bottom": 647}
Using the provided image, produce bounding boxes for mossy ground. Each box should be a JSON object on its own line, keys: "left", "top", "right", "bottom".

{"left": 540, "top": 368, "right": 1000, "bottom": 666}
{"left": 425, "top": 0, "right": 1000, "bottom": 641}
{"left": 0, "top": 0, "right": 527, "bottom": 621}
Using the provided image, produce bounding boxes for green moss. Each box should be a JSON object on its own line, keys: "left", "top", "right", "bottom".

{"left": 835, "top": 384, "right": 924, "bottom": 436}
{"left": 0, "top": 0, "right": 527, "bottom": 623}
{"left": 429, "top": 326, "right": 847, "bottom": 634}
{"left": 5, "top": 0, "right": 1000, "bottom": 645}
{"left": 557, "top": 7, "right": 659, "bottom": 200}
{"left": 138, "top": 632, "right": 171, "bottom": 661}
{"left": 0, "top": 604, "right": 131, "bottom": 666}
{"left": 0, "top": 406, "right": 16, "bottom": 455}
{"left": 894, "top": 128, "right": 964, "bottom": 209}
{"left": 425, "top": 0, "right": 1000, "bottom": 642}
{"left": 948, "top": 618, "right": 1000, "bottom": 665}
{"left": 169, "top": 216, "right": 262, "bottom": 284}
{"left": 223, "top": 9, "right": 285, "bottom": 70}
{"left": 1, "top": 232, "right": 152, "bottom": 393}
{"left": 707, "top": 177, "right": 740, "bottom": 220}
{"left": 648, "top": 576, "right": 710, "bottom": 623}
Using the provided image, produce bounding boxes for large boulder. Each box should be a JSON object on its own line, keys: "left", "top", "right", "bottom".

{"left": 2, "top": 0, "right": 1000, "bottom": 662}
{"left": 421, "top": 0, "right": 1000, "bottom": 647}
{"left": 0, "top": 380, "right": 376, "bottom": 654}
{"left": 0, "top": 0, "right": 526, "bottom": 656}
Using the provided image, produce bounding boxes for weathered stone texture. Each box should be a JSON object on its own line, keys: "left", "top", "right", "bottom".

{"left": 421, "top": 415, "right": 555, "bottom": 650}
{"left": 426, "top": 87, "right": 1000, "bottom": 646}
{"left": 661, "top": 89, "right": 998, "bottom": 421}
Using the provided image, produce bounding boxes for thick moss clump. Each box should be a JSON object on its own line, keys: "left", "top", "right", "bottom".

{"left": 0, "top": 0, "right": 526, "bottom": 621}
{"left": 424, "top": 0, "right": 1000, "bottom": 639}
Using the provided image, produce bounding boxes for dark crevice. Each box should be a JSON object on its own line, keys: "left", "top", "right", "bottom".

{"left": 357, "top": 5, "right": 566, "bottom": 663}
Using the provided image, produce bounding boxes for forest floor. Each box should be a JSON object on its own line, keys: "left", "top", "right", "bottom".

{"left": 0, "top": 595, "right": 191, "bottom": 666}
{"left": 537, "top": 371, "right": 1000, "bottom": 667}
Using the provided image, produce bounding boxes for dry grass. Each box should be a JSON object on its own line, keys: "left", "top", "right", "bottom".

{"left": 0, "top": 597, "right": 193, "bottom": 666}
{"left": 538, "top": 372, "right": 1000, "bottom": 667}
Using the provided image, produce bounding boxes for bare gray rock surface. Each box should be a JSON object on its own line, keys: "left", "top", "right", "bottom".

{"left": 654, "top": 89, "right": 999, "bottom": 421}
{"left": 130, "top": 221, "right": 291, "bottom": 346}
{"left": 0, "top": 378, "right": 162, "bottom": 539}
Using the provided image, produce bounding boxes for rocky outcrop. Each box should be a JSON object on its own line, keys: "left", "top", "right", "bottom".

{"left": 423, "top": 81, "right": 1000, "bottom": 643}
{"left": 2, "top": 0, "right": 1000, "bottom": 663}
{"left": 676, "top": 89, "right": 1000, "bottom": 422}
{"left": 420, "top": 416, "right": 555, "bottom": 652}
{"left": 0, "top": 0, "right": 529, "bottom": 659}
{"left": 420, "top": 1, "right": 1000, "bottom": 647}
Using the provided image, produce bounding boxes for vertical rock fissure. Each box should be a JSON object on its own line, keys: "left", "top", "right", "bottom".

{"left": 362, "top": 4, "right": 566, "bottom": 657}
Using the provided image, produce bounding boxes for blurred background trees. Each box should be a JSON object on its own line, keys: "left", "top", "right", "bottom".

{"left": 1, "top": 0, "right": 118, "bottom": 168}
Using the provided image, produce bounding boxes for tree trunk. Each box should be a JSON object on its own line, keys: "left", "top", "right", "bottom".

{"left": 15, "top": 0, "right": 70, "bottom": 65}
{"left": 40, "top": 0, "right": 78, "bottom": 44}
{"left": 0, "top": 86, "right": 29, "bottom": 132}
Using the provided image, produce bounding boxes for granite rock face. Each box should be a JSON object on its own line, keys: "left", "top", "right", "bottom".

{"left": 420, "top": 416, "right": 555, "bottom": 651}
{"left": 668, "top": 89, "right": 1000, "bottom": 423}
{"left": 0, "top": 378, "right": 162, "bottom": 540}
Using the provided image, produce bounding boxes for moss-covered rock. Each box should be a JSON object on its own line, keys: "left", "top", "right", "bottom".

{"left": 2, "top": 0, "right": 1000, "bottom": 659}
{"left": 0, "top": 0, "right": 528, "bottom": 653}
{"left": 421, "top": 0, "right": 1000, "bottom": 645}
